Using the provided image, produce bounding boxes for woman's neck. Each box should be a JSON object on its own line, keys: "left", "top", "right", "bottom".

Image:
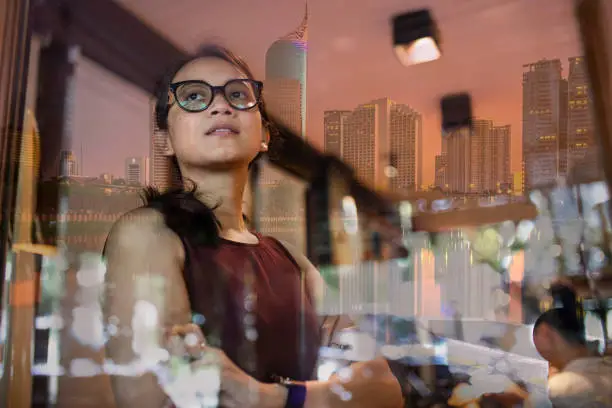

{"left": 182, "top": 166, "right": 248, "bottom": 232}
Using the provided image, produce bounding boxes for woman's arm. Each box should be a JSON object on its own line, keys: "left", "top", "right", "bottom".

{"left": 278, "top": 241, "right": 405, "bottom": 408}
{"left": 103, "top": 208, "right": 191, "bottom": 408}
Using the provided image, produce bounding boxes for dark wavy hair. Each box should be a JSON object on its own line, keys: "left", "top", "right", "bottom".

{"left": 144, "top": 44, "right": 270, "bottom": 246}
{"left": 534, "top": 308, "right": 586, "bottom": 345}
{"left": 534, "top": 284, "right": 586, "bottom": 345}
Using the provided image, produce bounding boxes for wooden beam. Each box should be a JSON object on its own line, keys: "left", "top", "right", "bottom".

{"left": 31, "top": 0, "right": 188, "bottom": 95}
{"left": 0, "top": 0, "right": 33, "bottom": 404}
{"left": 412, "top": 202, "right": 538, "bottom": 232}
{"left": 575, "top": 0, "right": 612, "bottom": 205}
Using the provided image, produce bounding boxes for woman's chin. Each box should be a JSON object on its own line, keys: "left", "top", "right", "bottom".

{"left": 192, "top": 157, "right": 253, "bottom": 171}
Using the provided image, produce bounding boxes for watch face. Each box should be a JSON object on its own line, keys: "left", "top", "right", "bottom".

{"left": 284, "top": 381, "right": 307, "bottom": 408}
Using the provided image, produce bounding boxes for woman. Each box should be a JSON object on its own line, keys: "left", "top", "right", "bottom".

{"left": 103, "top": 45, "right": 404, "bottom": 408}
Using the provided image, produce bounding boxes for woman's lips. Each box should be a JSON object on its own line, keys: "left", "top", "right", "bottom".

{"left": 206, "top": 128, "right": 238, "bottom": 136}
{"left": 205, "top": 122, "right": 240, "bottom": 135}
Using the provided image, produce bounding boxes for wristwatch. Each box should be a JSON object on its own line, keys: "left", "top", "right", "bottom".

{"left": 275, "top": 376, "right": 307, "bottom": 408}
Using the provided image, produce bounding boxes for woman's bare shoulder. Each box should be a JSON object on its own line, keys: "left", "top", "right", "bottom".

{"left": 105, "top": 206, "right": 183, "bottom": 263}
{"left": 108, "top": 207, "right": 167, "bottom": 242}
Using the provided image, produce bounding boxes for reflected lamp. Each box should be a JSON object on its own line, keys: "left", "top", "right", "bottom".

{"left": 392, "top": 9, "right": 441, "bottom": 67}
{"left": 441, "top": 93, "right": 473, "bottom": 135}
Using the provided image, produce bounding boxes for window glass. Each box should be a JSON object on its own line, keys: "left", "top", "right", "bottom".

{"left": 0, "top": 1, "right": 611, "bottom": 406}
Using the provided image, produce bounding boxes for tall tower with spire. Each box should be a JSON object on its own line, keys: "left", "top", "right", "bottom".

{"left": 259, "top": 4, "right": 309, "bottom": 251}
{"left": 264, "top": 3, "right": 308, "bottom": 136}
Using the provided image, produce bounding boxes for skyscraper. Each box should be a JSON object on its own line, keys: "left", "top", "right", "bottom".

{"left": 492, "top": 125, "right": 512, "bottom": 193}
{"left": 265, "top": 4, "right": 308, "bottom": 136}
{"left": 334, "top": 98, "right": 422, "bottom": 192}
{"left": 389, "top": 103, "right": 423, "bottom": 191}
{"left": 125, "top": 157, "right": 150, "bottom": 185}
{"left": 260, "top": 4, "right": 308, "bottom": 251}
{"left": 434, "top": 153, "right": 447, "bottom": 189}
{"left": 522, "top": 59, "right": 568, "bottom": 189}
{"left": 513, "top": 171, "right": 524, "bottom": 196}
{"left": 324, "top": 110, "right": 351, "bottom": 157}
{"left": 59, "top": 150, "right": 78, "bottom": 177}
{"left": 567, "top": 56, "right": 601, "bottom": 181}
{"left": 446, "top": 128, "right": 471, "bottom": 193}
{"left": 343, "top": 100, "right": 380, "bottom": 186}
{"left": 446, "top": 119, "right": 511, "bottom": 193}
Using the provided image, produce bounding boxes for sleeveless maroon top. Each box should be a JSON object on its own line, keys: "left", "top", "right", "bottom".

{"left": 179, "top": 232, "right": 321, "bottom": 382}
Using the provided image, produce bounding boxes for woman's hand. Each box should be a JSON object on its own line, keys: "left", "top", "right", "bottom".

{"left": 168, "top": 324, "right": 287, "bottom": 408}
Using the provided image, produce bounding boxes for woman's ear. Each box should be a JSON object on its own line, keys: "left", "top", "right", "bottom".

{"left": 260, "top": 126, "right": 270, "bottom": 152}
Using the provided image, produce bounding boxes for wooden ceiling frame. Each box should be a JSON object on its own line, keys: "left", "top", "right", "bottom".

{"left": 30, "top": 0, "right": 188, "bottom": 95}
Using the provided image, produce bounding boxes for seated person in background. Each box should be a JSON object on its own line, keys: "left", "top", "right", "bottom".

{"left": 532, "top": 307, "right": 612, "bottom": 407}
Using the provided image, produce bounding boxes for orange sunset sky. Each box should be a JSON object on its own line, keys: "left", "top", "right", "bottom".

{"left": 72, "top": 0, "right": 595, "bottom": 184}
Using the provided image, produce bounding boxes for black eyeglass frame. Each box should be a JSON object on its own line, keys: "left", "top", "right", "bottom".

{"left": 168, "top": 79, "right": 264, "bottom": 112}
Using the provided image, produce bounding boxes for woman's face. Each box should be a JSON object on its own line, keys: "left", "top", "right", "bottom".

{"left": 166, "top": 57, "right": 265, "bottom": 171}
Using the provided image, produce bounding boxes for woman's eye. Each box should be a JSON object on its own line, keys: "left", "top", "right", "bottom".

{"left": 230, "top": 91, "right": 246, "bottom": 99}
{"left": 187, "top": 92, "right": 204, "bottom": 101}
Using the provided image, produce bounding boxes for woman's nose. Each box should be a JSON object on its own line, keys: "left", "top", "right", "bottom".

{"left": 208, "top": 91, "right": 234, "bottom": 115}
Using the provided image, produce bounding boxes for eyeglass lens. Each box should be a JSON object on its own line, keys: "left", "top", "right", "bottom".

{"left": 174, "top": 80, "right": 259, "bottom": 112}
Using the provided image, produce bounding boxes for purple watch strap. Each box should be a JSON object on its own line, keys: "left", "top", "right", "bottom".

{"left": 284, "top": 382, "right": 307, "bottom": 408}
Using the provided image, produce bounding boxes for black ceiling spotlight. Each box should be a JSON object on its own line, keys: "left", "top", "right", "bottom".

{"left": 441, "top": 92, "right": 473, "bottom": 136}
{"left": 391, "top": 8, "right": 441, "bottom": 67}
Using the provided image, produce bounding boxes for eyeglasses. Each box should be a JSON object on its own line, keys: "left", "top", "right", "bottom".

{"left": 169, "top": 79, "right": 263, "bottom": 112}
